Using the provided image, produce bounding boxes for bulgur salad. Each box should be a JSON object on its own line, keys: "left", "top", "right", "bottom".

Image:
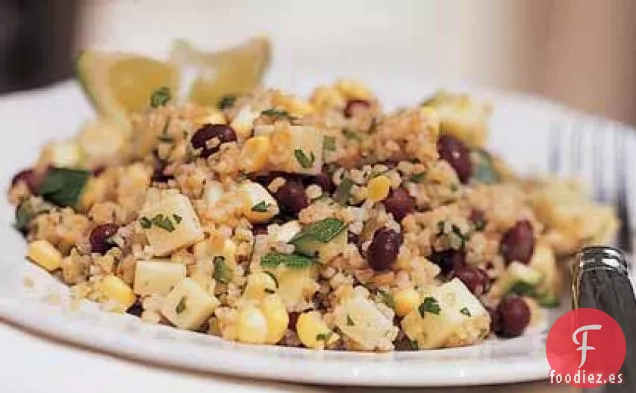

{"left": 7, "top": 40, "right": 619, "bottom": 352}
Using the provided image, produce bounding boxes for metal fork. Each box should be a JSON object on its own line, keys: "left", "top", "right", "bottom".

{"left": 549, "top": 115, "right": 633, "bottom": 255}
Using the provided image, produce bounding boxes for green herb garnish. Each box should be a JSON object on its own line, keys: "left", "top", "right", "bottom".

{"left": 460, "top": 307, "right": 471, "bottom": 317}
{"left": 346, "top": 314, "right": 355, "bottom": 326}
{"left": 157, "top": 134, "right": 174, "bottom": 143}
{"left": 294, "top": 149, "right": 315, "bottom": 169}
{"left": 342, "top": 129, "right": 361, "bottom": 141}
{"left": 39, "top": 167, "right": 91, "bottom": 208}
{"left": 172, "top": 214, "right": 182, "bottom": 224}
{"left": 471, "top": 149, "right": 500, "bottom": 184}
{"left": 251, "top": 201, "right": 270, "bottom": 213}
{"left": 139, "top": 216, "right": 152, "bottom": 229}
{"left": 436, "top": 221, "right": 446, "bottom": 236}
{"left": 378, "top": 289, "right": 396, "bottom": 309}
{"left": 333, "top": 177, "right": 354, "bottom": 205}
{"left": 410, "top": 172, "right": 427, "bottom": 183}
{"left": 323, "top": 136, "right": 336, "bottom": 152}
{"left": 176, "top": 296, "right": 187, "bottom": 314}
{"left": 407, "top": 338, "right": 419, "bottom": 350}
{"left": 260, "top": 252, "right": 315, "bottom": 269}
{"left": 151, "top": 214, "right": 176, "bottom": 232}
{"left": 217, "top": 94, "right": 237, "bottom": 110}
{"left": 264, "top": 288, "right": 276, "bottom": 294}
{"left": 213, "top": 256, "right": 231, "bottom": 283}
{"left": 451, "top": 224, "right": 470, "bottom": 249}
{"left": 14, "top": 198, "right": 50, "bottom": 233}
{"left": 150, "top": 87, "right": 171, "bottom": 108}
{"left": 261, "top": 108, "right": 294, "bottom": 120}
{"left": 508, "top": 281, "right": 536, "bottom": 297}
{"left": 291, "top": 218, "right": 346, "bottom": 244}
{"left": 315, "top": 332, "right": 333, "bottom": 342}
{"left": 418, "top": 296, "right": 441, "bottom": 317}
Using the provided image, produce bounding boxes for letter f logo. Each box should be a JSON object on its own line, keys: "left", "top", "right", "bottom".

{"left": 572, "top": 324, "right": 602, "bottom": 368}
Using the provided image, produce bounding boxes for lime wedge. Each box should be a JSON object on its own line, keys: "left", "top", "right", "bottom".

{"left": 76, "top": 50, "right": 179, "bottom": 127}
{"left": 170, "top": 37, "right": 271, "bottom": 106}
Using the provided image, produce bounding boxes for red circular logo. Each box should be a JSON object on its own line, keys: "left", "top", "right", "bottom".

{"left": 546, "top": 308, "right": 626, "bottom": 387}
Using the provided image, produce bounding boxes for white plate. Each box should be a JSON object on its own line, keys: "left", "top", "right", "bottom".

{"left": 0, "top": 77, "right": 631, "bottom": 387}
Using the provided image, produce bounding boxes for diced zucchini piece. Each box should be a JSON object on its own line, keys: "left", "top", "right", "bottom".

{"left": 265, "top": 265, "right": 316, "bottom": 310}
{"left": 489, "top": 261, "right": 543, "bottom": 299}
{"left": 294, "top": 229, "right": 347, "bottom": 263}
{"left": 97, "top": 275, "right": 136, "bottom": 312}
{"left": 422, "top": 91, "right": 491, "bottom": 148}
{"left": 333, "top": 296, "right": 398, "bottom": 351}
{"left": 269, "top": 125, "right": 323, "bottom": 175}
{"left": 529, "top": 244, "right": 561, "bottom": 307}
{"left": 139, "top": 192, "right": 204, "bottom": 256}
{"left": 401, "top": 278, "right": 490, "bottom": 349}
{"left": 160, "top": 277, "right": 219, "bottom": 330}
{"left": 237, "top": 181, "right": 280, "bottom": 223}
{"left": 291, "top": 218, "right": 347, "bottom": 263}
{"left": 133, "top": 260, "right": 187, "bottom": 295}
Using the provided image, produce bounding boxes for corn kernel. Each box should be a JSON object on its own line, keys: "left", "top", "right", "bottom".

{"left": 26, "top": 240, "right": 62, "bottom": 272}
{"left": 98, "top": 275, "right": 136, "bottom": 312}
{"left": 239, "top": 136, "right": 271, "bottom": 173}
{"left": 236, "top": 305, "right": 268, "bottom": 344}
{"left": 394, "top": 288, "right": 420, "bottom": 317}
{"left": 367, "top": 175, "right": 391, "bottom": 203}
{"left": 296, "top": 311, "right": 339, "bottom": 349}
{"left": 243, "top": 272, "right": 277, "bottom": 300}
{"left": 260, "top": 294, "right": 289, "bottom": 344}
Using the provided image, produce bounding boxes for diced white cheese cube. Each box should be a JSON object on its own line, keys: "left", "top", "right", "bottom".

{"left": 161, "top": 278, "right": 219, "bottom": 330}
{"left": 140, "top": 192, "right": 204, "bottom": 256}
{"left": 133, "top": 260, "right": 187, "bottom": 296}
{"left": 334, "top": 296, "right": 398, "bottom": 351}
{"left": 273, "top": 220, "right": 302, "bottom": 243}
{"left": 237, "top": 181, "right": 279, "bottom": 223}
{"left": 401, "top": 278, "right": 490, "bottom": 349}
{"left": 270, "top": 126, "right": 323, "bottom": 175}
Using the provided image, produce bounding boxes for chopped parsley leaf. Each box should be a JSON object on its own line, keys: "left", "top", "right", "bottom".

{"left": 264, "top": 288, "right": 276, "bottom": 294}
{"left": 261, "top": 108, "right": 294, "bottom": 120}
{"left": 176, "top": 296, "right": 187, "bottom": 314}
{"left": 378, "top": 289, "right": 396, "bottom": 309}
{"left": 410, "top": 172, "right": 427, "bottom": 183}
{"left": 333, "top": 177, "right": 354, "bottom": 205}
{"left": 157, "top": 134, "right": 174, "bottom": 143}
{"left": 260, "top": 252, "right": 315, "bottom": 269}
{"left": 172, "top": 214, "right": 182, "bottom": 224}
{"left": 217, "top": 94, "right": 237, "bottom": 110}
{"left": 139, "top": 216, "right": 152, "bottom": 229}
{"left": 342, "top": 129, "right": 361, "bottom": 141}
{"left": 323, "top": 136, "right": 336, "bottom": 152}
{"left": 460, "top": 307, "right": 471, "bottom": 317}
{"left": 315, "top": 332, "right": 333, "bottom": 342}
{"left": 213, "top": 256, "right": 231, "bottom": 283}
{"left": 251, "top": 201, "right": 270, "bottom": 213}
{"left": 263, "top": 271, "right": 279, "bottom": 288}
{"left": 418, "top": 296, "right": 441, "bottom": 317}
{"left": 150, "top": 87, "right": 171, "bottom": 108}
{"left": 346, "top": 314, "right": 355, "bottom": 326}
{"left": 294, "top": 149, "right": 315, "bottom": 168}
{"left": 151, "top": 214, "right": 176, "bottom": 232}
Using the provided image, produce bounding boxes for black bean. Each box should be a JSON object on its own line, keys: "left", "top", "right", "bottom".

{"left": 500, "top": 220, "right": 535, "bottom": 265}
{"left": 191, "top": 124, "right": 237, "bottom": 158}
{"left": 437, "top": 135, "right": 473, "bottom": 183}
{"left": 367, "top": 227, "right": 402, "bottom": 271}
{"left": 89, "top": 223, "right": 119, "bottom": 255}
{"left": 383, "top": 188, "right": 415, "bottom": 222}
{"left": 486, "top": 306, "right": 501, "bottom": 336}
{"left": 306, "top": 169, "right": 335, "bottom": 194}
{"left": 343, "top": 99, "right": 371, "bottom": 118}
{"left": 429, "top": 249, "right": 466, "bottom": 275}
{"left": 452, "top": 266, "right": 490, "bottom": 296}
{"left": 274, "top": 179, "right": 308, "bottom": 215}
{"left": 252, "top": 224, "right": 269, "bottom": 236}
{"left": 495, "top": 296, "right": 531, "bottom": 338}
